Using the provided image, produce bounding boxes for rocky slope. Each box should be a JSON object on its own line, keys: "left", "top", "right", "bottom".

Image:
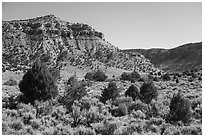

{"left": 2, "top": 15, "right": 158, "bottom": 73}
{"left": 123, "top": 42, "right": 202, "bottom": 71}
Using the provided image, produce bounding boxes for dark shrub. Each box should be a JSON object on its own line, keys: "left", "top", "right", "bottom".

{"left": 191, "top": 73, "right": 197, "bottom": 78}
{"left": 139, "top": 81, "right": 158, "bottom": 104}
{"left": 94, "top": 70, "right": 108, "bottom": 81}
{"left": 85, "top": 70, "right": 107, "bottom": 82}
{"left": 158, "top": 71, "right": 161, "bottom": 75}
{"left": 121, "top": 70, "right": 140, "bottom": 82}
{"left": 100, "top": 82, "right": 119, "bottom": 103}
{"left": 149, "top": 72, "right": 154, "bottom": 75}
{"left": 188, "top": 77, "right": 194, "bottom": 82}
{"left": 4, "top": 79, "right": 17, "bottom": 86}
{"left": 131, "top": 70, "right": 141, "bottom": 80}
{"left": 2, "top": 67, "right": 6, "bottom": 72}
{"left": 167, "top": 92, "right": 191, "bottom": 124}
{"left": 183, "top": 70, "right": 192, "bottom": 76}
{"left": 85, "top": 72, "right": 94, "bottom": 81}
{"left": 176, "top": 78, "right": 179, "bottom": 83}
{"left": 19, "top": 60, "right": 58, "bottom": 103}
{"left": 67, "top": 75, "right": 78, "bottom": 85}
{"left": 198, "top": 76, "right": 202, "bottom": 81}
{"left": 153, "top": 76, "right": 159, "bottom": 82}
{"left": 173, "top": 75, "right": 177, "bottom": 80}
{"left": 162, "top": 73, "right": 171, "bottom": 81}
{"left": 120, "top": 72, "right": 129, "bottom": 80}
{"left": 176, "top": 73, "right": 182, "bottom": 77}
{"left": 125, "top": 85, "right": 140, "bottom": 100}
{"left": 111, "top": 104, "right": 128, "bottom": 117}
{"left": 148, "top": 74, "right": 154, "bottom": 81}
{"left": 128, "top": 100, "right": 147, "bottom": 113}
{"left": 130, "top": 79, "right": 135, "bottom": 83}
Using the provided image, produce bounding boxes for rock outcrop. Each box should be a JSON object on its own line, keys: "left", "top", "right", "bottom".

{"left": 2, "top": 14, "right": 158, "bottom": 73}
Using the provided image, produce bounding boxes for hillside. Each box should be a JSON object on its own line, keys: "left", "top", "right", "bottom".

{"left": 123, "top": 42, "right": 202, "bottom": 71}
{"left": 2, "top": 14, "right": 159, "bottom": 74}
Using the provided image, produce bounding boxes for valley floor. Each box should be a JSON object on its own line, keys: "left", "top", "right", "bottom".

{"left": 2, "top": 67, "right": 202, "bottom": 135}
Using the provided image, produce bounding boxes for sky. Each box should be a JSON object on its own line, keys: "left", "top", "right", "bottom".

{"left": 2, "top": 2, "right": 202, "bottom": 49}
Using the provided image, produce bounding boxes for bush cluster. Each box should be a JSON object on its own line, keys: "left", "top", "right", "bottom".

{"left": 2, "top": 56, "right": 199, "bottom": 135}
{"left": 120, "top": 70, "right": 140, "bottom": 82}
{"left": 85, "top": 69, "right": 108, "bottom": 82}
{"left": 100, "top": 82, "right": 119, "bottom": 103}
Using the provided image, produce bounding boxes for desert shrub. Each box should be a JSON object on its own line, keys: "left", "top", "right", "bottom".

{"left": 112, "top": 96, "right": 133, "bottom": 107}
{"left": 131, "top": 110, "right": 146, "bottom": 119}
{"left": 139, "top": 81, "right": 158, "bottom": 105}
{"left": 198, "top": 76, "right": 202, "bottom": 81}
{"left": 147, "top": 102, "right": 160, "bottom": 118}
{"left": 73, "top": 125, "right": 96, "bottom": 135}
{"left": 120, "top": 71, "right": 140, "bottom": 82}
{"left": 16, "top": 103, "right": 37, "bottom": 125}
{"left": 34, "top": 100, "right": 53, "bottom": 118}
{"left": 180, "top": 125, "right": 202, "bottom": 135}
{"left": 148, "top": 117, "right": 165, "bottom": 126}
{"left": 128, "top": 100, "right": 148, "bottom": 113}
{"left": 167, "top": 92, "right": 191, "bottom": 124}
{"left": 176, "top": 78, "right": 179, "bottom": 83}
{"left": 70, "top": 105, "right": 82, "bottom": 127}
{"left": 85, "top": 70, "right": 108, "bottom": 82}
{"left": 125, "top": 85, "right": 140, "bottom": 100}
{"left": 4, "top": 79, "right": 17, "bottom": 86}
{"left": 111, "top": 104, "right": 128, "bottom": 117}
{"left": 94, "top": 120, "right": 118, "bottom": 135}
{"left": 19, "top": 60, "right": 58, "bottom": 103}
{"left": 60, "top": 79, "right": 87, "bottom": 110}
{"left": 81, "top": 106, "right": 104, "bottom": 126}
{"left": 162, "top": 73, "right": 171, "bottom": 81}
{"left": 100, "top": 82, "right": 119, "bottom": 104}
{"left": 49, "top": 67, "right": 60, "bottom": 82}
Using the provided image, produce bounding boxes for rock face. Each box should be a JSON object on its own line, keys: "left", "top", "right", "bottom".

{"left": 2, "top": 14, "right": 158, "bottom": 73}
{"left": 123, "top": 42, "right": 202, "bottom": 71}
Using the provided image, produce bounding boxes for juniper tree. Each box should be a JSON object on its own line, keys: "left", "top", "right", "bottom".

{"left": 139, "top": 81, "right": 158, "bottom": 105}
{"left": 19, "top": 59, "right": 58, "bottom": 103}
